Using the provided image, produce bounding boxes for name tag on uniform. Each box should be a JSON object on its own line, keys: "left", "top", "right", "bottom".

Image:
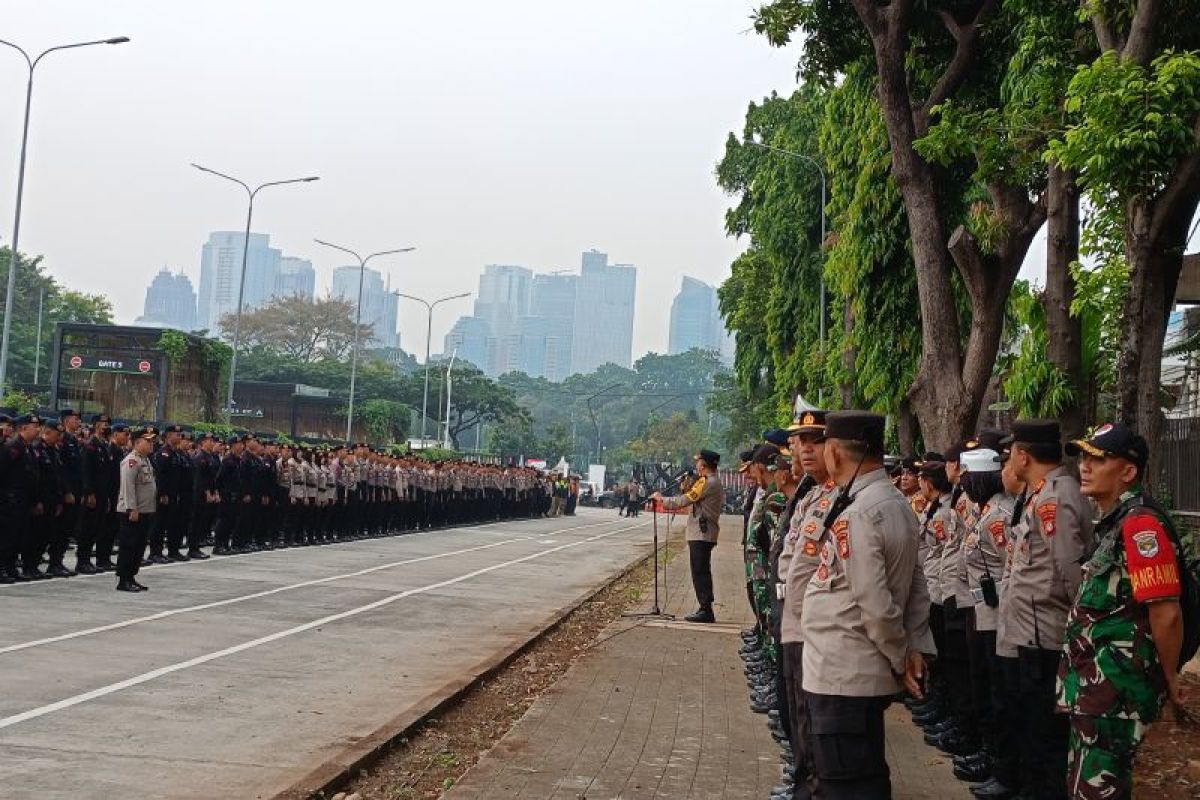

{"left": 776, "top": 583, "right": 786, "bottom": 600}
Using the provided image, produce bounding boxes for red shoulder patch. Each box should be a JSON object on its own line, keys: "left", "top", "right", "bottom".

{"left": 126, "top": 458, "right": 137, "bottom": 467}
{"left": 988, "top": 519, "right": 1007, "bottom": 548}
{"left": 1122, "top": 512, "right": 1181, "bottom": 602}
{"left": 833, "top": 518, "right": 851, "bottom": 559}
{"left": 933, "top": 519, "right": 947, "bottom": 542}
{"left": 1037, "top": 501, "right": 1058, "bottom": 537}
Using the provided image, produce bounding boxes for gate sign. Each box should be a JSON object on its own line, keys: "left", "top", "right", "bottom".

{"left": 65, "top": 354, "right": 156, "bottom": 375}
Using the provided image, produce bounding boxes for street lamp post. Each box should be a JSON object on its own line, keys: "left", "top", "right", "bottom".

{"left": 191, "top": 164, "right": 318, "bottom": 418}
{"left": 314, "top": 239, "right": 414, "bottom": 442}
{"left": 397, "top": 292, "right": 470, "bottom": 445}
{"left": 586, "top": 382, "right": 622, "bottom": 465}
{"left": 0, "top": 35, "right": 129, "bottom": 392}
{"left": 441, "top": 347, "right": 458, "bottom": 448}
{"left": 747, "top": 140, "right": 828, "bottom": 397}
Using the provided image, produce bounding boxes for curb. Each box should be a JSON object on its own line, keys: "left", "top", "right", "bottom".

{"left": 269, "top": 527, "right": 664, "bottom": 800}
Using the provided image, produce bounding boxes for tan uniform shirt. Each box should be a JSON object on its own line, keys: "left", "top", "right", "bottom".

{"left": 117, "top": 451, "right": 157, "bottom": 514}
{"left": 997, "top": 466, "right": 1096, "bottom": 657}
{"left": 964, "top": 492, "right": 1014, "bottom": 631}
{"left": 662, "top": 474, "right": 724, "bottom": 543}
{"left": 922, "top": 494, "right": 952, "bottom": 604}
{"left": 801, "top": 468, "right": 931, "bottom": 696}
{"left": 945, "top": 490, "right": 977, "bottom": 609}
{"left": 781, "top": 479, "right": 839, "bottom": 644}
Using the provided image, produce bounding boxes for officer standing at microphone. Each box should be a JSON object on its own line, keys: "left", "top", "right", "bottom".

{"left": 651, "top": 449, "right": 725, "bottom": 623}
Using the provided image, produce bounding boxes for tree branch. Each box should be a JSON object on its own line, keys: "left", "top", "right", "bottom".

{"left": 947, "top": 226, "right": 990, "bottom": 299}
{"left": 1149, "top": 122, "right": 1200, "bottom": 244}
{"left": 849, "top": 0, "right": 886, "bottom": 37}
{"left": 916, "top": 0, "right": 999, "bottom": 135}
{"left": 1124, "top": 0, "right": 1160, "bottom": 66}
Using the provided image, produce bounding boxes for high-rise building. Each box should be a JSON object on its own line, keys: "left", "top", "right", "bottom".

{"left": 197, "top": 231, "right": 281, "bottom": 333}
{"left": 275, "top": 256, "right": 315, "bottom": 300}
{"left": 443, "top": 315, "right": 490, "bottom": 372}
{"left": 570, "top": 250, "right": 636, "bottom": 374}
{"left": 668, "top": 277, "right": 725, "bottom": 356}
{"left": 525, "top": 272, "right": 578, "bottom": 381}
{"left": 137, "top": 268, "right": 198, "bottom": 331}
{"left": 331, "top": 265, "right": 400, "bottom": 349}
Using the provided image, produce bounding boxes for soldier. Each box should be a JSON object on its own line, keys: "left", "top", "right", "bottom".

{"left": 147, "top": 424, "right": 182, "bottom": 564}
{"left": 743, "top": 444, "right": 784, "bottom": 713}
{"left": 994, "top": 420, "right": 1095, "bottom": 800}
{"left": 77, "top": 413, "right": 114, "bottom": 574}
{"left": 212, "top": 435, "right": 244, "bottom": 555}
{"left": 0, "top": 414, "right": 42, "bottom": 583}
{"left": 652, "top": 449, "right": 725, "bottom": 623}
{"left": 800, "top": 411, "right": 930, "bottom": 800}
{"left": 170, "top": 430, "right": 196, "bottom": 560}
{"left": 102, "top": 421, "right": 128, "bottom": 570}
{"left": 1056, "top": 424, "right": 1187, "bottom": 800}
{"left": 116, "top": 426, "right": 158, "bottom": 592}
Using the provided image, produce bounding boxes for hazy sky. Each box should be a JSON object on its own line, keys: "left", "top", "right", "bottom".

{"left": 0, "top": 1, "right": 804, "bottom": 359}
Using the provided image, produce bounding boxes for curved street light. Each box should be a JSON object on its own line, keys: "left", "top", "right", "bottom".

{"left": 0, "top": 36, "right": 130, "bottom": 392}
{"left": 314, "top": 238, "right": 415, "bottom": 443}
{"left": 397, "top": 292, "right": 471, "bottom": 445}
{"left": 191, "top": 164, "right": 318, "bottom": 417}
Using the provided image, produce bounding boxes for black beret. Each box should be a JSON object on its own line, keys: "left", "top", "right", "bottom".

{"left": 901, "top": 456, "right": 921, "bottom": 472}
{"left": 59, "top": 407, "right": 80, "bottom": 419}
{"left": 89, "top": 413, "right": 112, "bottom": 425}
{"left": 136, "top": 425, "right": 159, "bottom": 440}
{"left": 695, "top": 449, "right": 720, "bottom": 468}
{"left": 14, "top": 413, "right": 41, "bottom": 427}
{"left": 738, "top": 448, "right": 755, "bottom": 463}
{"left": 162, "top": 424, "right": 183, "bottom": 434}
{"left": 111, "top": 422, "right": 130, "bottom": 433}
{"left": 751, "top": 443, "right": 779, "bottom": 466}
{"left": 225, "top": 435, "right": 240, "bottom": 445}
{"left": 1002, "top": 419, "right": 1061, "bottom": 447}
{"left": 825, "top": 411, "right": 885, "bottom": 449}
{"left": 763, "top": 428, "right": 790, "bottom": 448}
{"left": 42, "top": 417, "right": 63, "bottom": 431}
{"left": 1066, "top": 422, "right": 1149, "bottom": 469}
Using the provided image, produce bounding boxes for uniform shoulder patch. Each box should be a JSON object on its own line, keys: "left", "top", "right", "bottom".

{"left": 1121, "top": 512, "right": 1181, "bottom": 602}
{"left": 988, "top": 518, "right": 1007, "bottom": 548}
{"left": 1037, "top": 501, "right": 1058, "bottom": 537}
{"left": 126, "top": 458, "right": 137, "bottom": 467}
{"left": 833, "top": 518, "right": 851, "bottom": 559}
{"left": 933, "top": 519, "right": 947, "bottom": 542}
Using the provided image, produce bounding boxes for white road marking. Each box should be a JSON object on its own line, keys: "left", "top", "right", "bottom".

{"left": 0, "top": 521, "right": 646, "bottom": 731}
{"left": 0, "top": 517, "right": 632, "bottom": 656}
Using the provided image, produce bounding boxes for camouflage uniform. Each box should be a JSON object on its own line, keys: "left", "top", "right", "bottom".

{"left": 1056, "top": 492, "right": 1185, "bottom": 800}
{"left": 746, "top": 482, "right": 783, "bottom": 662}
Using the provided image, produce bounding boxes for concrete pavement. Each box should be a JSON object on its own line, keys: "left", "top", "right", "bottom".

{"left": 0, "top": 509, "right": 653, "bottom": 800}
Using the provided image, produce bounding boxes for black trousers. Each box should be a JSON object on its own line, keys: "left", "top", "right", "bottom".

{"left": 941, "top": 598, "right": 976, "bottom": 737}
{"left": 688, "top": 540, "right": 716, "bottom": 609}
{"left": 214, "top": 501, "right": 237, "bottom": 550}
{"left": 994, "top": 655, "right": 1023, "bottom": 789}
{"left": 804, "top": 691, "right": 892, "bottom": 800}
{"left": 98, "top": 507, "right": 118, "bottom": 565}
{"left": 76, "top": 499, "right": 107, "bottom": 565}
{"left": 51, "top": 500, "right": 78, "bottom": 565}
{"left": 168, "top": 499, "right": 191, "bottom": 553}
{"left": 189, "top": 499, "right": 218, "bottom": 551}
{"left": 783, "top": 642, "right": 815, "bottom": 800}
{"left": 965, "top": 611, "right": 997, "bottom": 752}
{"left": 117, "top": 512, "right": 152, "bottom": 580}
{"left": 23, "top": 507, "right": 53, "bottom": 572}
{"left": 1016, "top": 646, "right": 1069, "bottom": 800}
{"left": 149, "top": 499, "right": 171, "bottom": 555}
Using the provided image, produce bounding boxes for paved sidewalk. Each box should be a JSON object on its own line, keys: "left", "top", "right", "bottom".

{"left": 447, "top": 513, "right": 971, "bottom": 799}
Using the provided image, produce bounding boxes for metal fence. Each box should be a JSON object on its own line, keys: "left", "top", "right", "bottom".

{"left": 1161, "top": 417, "right": 1200, "bottom": 511}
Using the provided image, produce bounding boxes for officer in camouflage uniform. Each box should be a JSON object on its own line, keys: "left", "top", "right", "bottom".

{"left": 1057, "top": 424, "right": 1188, "bottom": 800}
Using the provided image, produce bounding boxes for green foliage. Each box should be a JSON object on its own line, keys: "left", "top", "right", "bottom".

{"left": 1, "top": 389, "right": 38, "bottom": 414}
{"left": 413, "top": 446, "right": 457, "bottom": 462}
{"left": 624, "top": 412, "right": 712, "bottom": 463}
{"left": 156, "top": 330, "right": 189, "bottom": 365}
{"left": 190, "top": 421, "right": 237, "bottom": 441}
{"left": 1001, "top": 282, "right": 1078, "bottom": 418}
{"left": 0, "top": 247, "right": 113, "bottom": 388}
{"left": 359, "top": 398, "right": 412, "bottom": 445}
{"left": 1050, "top": 49, "right": 1200, "bottom": 212}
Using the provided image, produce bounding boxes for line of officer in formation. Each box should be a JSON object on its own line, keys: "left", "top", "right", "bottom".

{"left": 736, "top": 411, "right": 1192, "bottom": 800}
{"left": 0, "top": 409, "right": 555, "bottom": 592}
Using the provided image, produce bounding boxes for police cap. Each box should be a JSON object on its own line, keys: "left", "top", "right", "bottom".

{"left": 763, "top": 428, "right": 790, "bottom": 449}
{"left": 59, "top": 407, "right": 80, "bottom": 420}
{"left": 695, "top": 449, "right": 720, "bottom": 468}
{"left": 824, "top": 411, "right": 885, "bottom": 451}
{"left": 787, "top": 409, "right": 827, "bottom": 437}
{"left": 1001, "top": 419, "right": 1061, "bottom": 447}
{"left": 14, "top": 413, "right": 41, "bottom": 427}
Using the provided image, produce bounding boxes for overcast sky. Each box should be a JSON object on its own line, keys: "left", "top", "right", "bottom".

{"left": 0, "top": 0, "right": 806, "bottom": 359}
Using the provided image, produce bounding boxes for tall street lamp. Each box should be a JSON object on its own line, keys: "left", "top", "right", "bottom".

{"left": 397, "top": 292, "right": 470, "bottom": 445}
{"left": 191, "top": 164, "right": 318, "bottom": 417}
{"left": 314, "top": 238, "right": 414, "bottom": 442}
{"left": 0, "top": 35, "right": 130, "bottom": 392}
{"left": 747, "top": 140, "right": 829, "bottom": 399}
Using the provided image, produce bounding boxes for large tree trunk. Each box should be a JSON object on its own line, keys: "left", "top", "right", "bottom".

{"left": 895, "top": 399, "right": 919, "bottom": 456}
{"left": 1044, "top": 165, "right": 1085, "bottom": 438}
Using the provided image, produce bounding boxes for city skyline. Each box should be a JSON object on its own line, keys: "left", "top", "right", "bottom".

{"left": 0, "top": 2, "right": 802, "bottom": 361}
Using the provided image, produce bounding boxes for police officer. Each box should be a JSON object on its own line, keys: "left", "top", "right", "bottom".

{"left": 0, "top": 414, "right": 42, "bottom": 583}
{"left": 116, "top": 426, "right": 158, "bottom": 592}
{"left": 57, "top": 408, "right": 84, "bottom": 573}
{"left": 800, "top": 411, "right": 931, "bottom": 800}
{"left": 995, "top": 420, "right": 1095, "bottom": 800}
{"left": 213, "top": 435, "right": 244, "bottom": 555}
{"left": 148, "top": 424, "right": 182, "bottom": 564}
{"left": 188, "top": 432, "right": 218, "bottom": 559}
{"left": 1056, "top": 424, "right": 1187, "bottom": 800}
{"left": 25, "top": 417, "right": 63, "bottom": 580}
{"left": 78, "top": 413, "right": 114, "bottom": 574}
{"left": 652, "top": 449, "right": 725, "bottom": 623}
{"left": 102, "top": 421, "right": 128, "bottom": 570}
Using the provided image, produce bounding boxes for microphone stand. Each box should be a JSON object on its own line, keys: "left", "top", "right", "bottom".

{"left": 624, "top": 470, "right": 690, "bottom": 621}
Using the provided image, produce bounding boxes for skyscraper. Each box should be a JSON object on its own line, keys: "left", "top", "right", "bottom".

{"left": 138, "top": 269, "right": 198, "bottom": 331}
{"left": 275, "top": 256, "right": 316, "bottom": 300}
{"left": 197, "top": 231, "right": 281, "bottom": 333}
{"left": 525, "top": 272, "right": 578, "bottom": 381}
{"left": 570, "top": 250, "right": 636, "bottom": 374}
{"left": 331, "top": 265, "right": 400, "bottom": 349}
{"left": 444, "top": 315, "right": 490, "bottom": 372}
{"left": 668, "top": 277, "right": 725, "bottom": 356}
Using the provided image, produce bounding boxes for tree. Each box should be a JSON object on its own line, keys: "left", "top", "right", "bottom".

{"left": 540, "top": 421, "right": 575, "bottom": 462}
{"left": 0, "top": 247, "right": 114, "bottom": 389}
{"left": 626, "top": 412, "right": 711, "bottom": 464}
{"left": 1049, "top": 2, "right": 1200, "bottom": 468}
{"left": 359, "top": 398, "right": 411, "bottom": 445}
{"left": 754, "top": 1, "right": 1047, "bottom": 448}
{"left": 219, "top": 294, "right": 374, "bottom": 362}
{"left": 443, "top": 364, "right": 527, "bottom": 448}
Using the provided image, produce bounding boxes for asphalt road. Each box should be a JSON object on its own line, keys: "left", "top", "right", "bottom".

{"left": 0, "top": 508, "right": 652, "bottom": 800}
